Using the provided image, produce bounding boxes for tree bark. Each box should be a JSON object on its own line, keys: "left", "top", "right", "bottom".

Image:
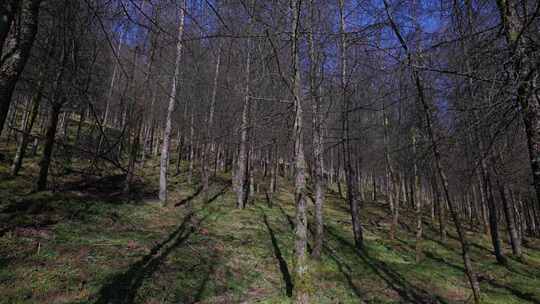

{"left": 202, "top": 41, "right": 222, "bottom": 199}
{"left": 495, "top": 173, "right": 522, "bottom": 258}
{"left": 431, "top": 171, "right": 446, "bottom": 241}
{"left": 307, "top": 0, "right": 325, "bottom": 260}
{"left": 0, "top": 1, "right": 17, "bottom": 55}
{"left": 496, "top": 0, "right": 540, "bottom": 212}
{"left": 188, "top": 110, "right": 194, "bottom": 184}
{"left": 482, "top": 163, "right": 507, "bottom": 264}
{"left": 340, "top": 0, "right": 363, "bottom": 252}
{"left": 383, "top": 110, "right": 397, "bottom": 240}
{"left": 0, "top": 0, "right": 41, "bottom": 136}
{"left": 159, "top": 0, "right": 185, "bottom": 204}
{"left": 124, "top": 113, "right": 142, "bottom": 195}
{"left": 11, "top": 76, "right": 43, "bottom": 176}
{"left": 235, "top": 7, "right": 253, "bottom": 209}
{"left": 412, "top": 128, "right": 423, "bottom": 262}
{"left": 289, "top": 1, "right": 310, "bottom": 303}
{"left": 36, "top": 102, "right": 61, "bottom": 191}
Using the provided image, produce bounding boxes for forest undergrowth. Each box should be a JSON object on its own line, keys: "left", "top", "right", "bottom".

{"left": 1, "top": 143, "right": 539, "bottom": 304}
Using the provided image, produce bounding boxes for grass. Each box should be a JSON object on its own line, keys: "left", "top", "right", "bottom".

{"left": 1, "top": 138, "right": 540, "bottom": 303}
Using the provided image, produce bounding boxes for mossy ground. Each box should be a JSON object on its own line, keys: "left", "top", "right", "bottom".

{"left": 1, "top": 140, "right": 540, "bottom": 303}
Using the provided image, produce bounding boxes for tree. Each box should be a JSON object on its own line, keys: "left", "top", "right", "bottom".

{"left": 308, "top": 0, "right": 325, "bottom": 260}
{"left": 0, "top": 0, "right": 42, "bottom": 136}
{"left": 235, "top": 2, "right": 253, "bottom": 210}
{"left": 384, "top": 0, "right": 481, "bottom": 301}
{"left": 496, "top": 0, "right": 540, "bottom": 212}
{"left": 339, "top": 0, "right": 363, "bottom": 252}
{"left": 291, "top": 0, "right": 310, "bottom": 302}
{"left": 159, "top": 0, "right": 185, "bottom": 205}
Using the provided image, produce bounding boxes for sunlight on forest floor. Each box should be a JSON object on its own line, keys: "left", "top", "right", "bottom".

{"left": 1, "top": 148, "right": 540, "bottom": 303}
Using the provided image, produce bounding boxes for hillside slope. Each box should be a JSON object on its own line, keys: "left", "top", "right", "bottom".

{"left": 1, "top": 156, "right": 540, "bottom": 303}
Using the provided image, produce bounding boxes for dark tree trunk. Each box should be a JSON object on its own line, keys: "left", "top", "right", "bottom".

{"left": 339, "top": 0, "right": 363, "bottom": 252}
{"left": 496, "top": 177, "right": 522, "bottom": 258}
{"left": 175, "top": 130, "right": 184, "bottom": 175}
{"left": 75, "top": 106, "right": 85, "bottom": 145}
{"left": 383, "top": 3, "right": 481, "bottom": 299}
{"left": 0, "top": 1, "right": 17, "bottom": 54}
{"left": 11, "top": 78, "right": 43, "bottom": 175}
{"left": 236, "top": 19, "right": 252, "bottom": 209}
{"left": 497, "top": 0, "right": 540, "bottom": 213}
{"left": 124, "top": 115, "right": 142, "bottom": 195}
{"left": 36, "top": 103, "right": 61, "bottom": 191}
{"left": 484, "top": 169, "right": 506, "bottom": 264}
{"left": 431, "top": 172, "right": 446, "bottom": 242}
{"left": 0, "top": 0, "right": 41, "bottom": 136}
{"left": 307, "top": 0, "right": 325, "bottom": 259}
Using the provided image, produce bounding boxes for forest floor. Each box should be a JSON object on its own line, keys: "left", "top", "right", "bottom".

{"left": 1, "top": 144, "right": 540, "bottom": 303}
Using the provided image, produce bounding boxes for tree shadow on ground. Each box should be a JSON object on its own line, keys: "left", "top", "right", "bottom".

{"left": 95, "top": 184, "right": 229, "bottom": 304}
{"left": 323, "top": 240, "right": 365, "bottom": 300}
{"left": 0, "top": 173, "right": 158, "bottom": 237}
{"left": 61, "top": 174, "right": 157, "bottom": 204}
{"left": 424, "top": 251, "right": 540, "bottom": 304}
{"left": 204, "top": 185, "right": 229, "bottom": 206}
{"left": 0, "top": 194, "right": 71, "bottom": 237}
{"left": 275, "top": 198, "right": 366, "bottom": 301}
{"left": 301, "top": 200, "right": 367, "bottom": 301}
{"left": 277, "top": 203, "right": 295, "bottom": 230}
{"left": 94, "top": 211, "right": 201, "bottom": 304}
{"left": 262, "top": 212, "right": 293, "bottom": 297}
{"left": 175, "top": 186, "right": 203, "bottom": 207}
{"left": 437, "top": 228, "right": 494, "bottom": 256}
{"left": 325, "top": 226, "right": 448, "bottom": 304}
{"left": 424, "top": 231, "right": 510, "bottom": 270}
{"left": 421, "top": 231, "right": 519, "bottom": 274}
{"left": 274, "top": 198, "right": 313, "bottom": 255}
{"left": 482, "top": 277, "right": 540, "bottom": 304}
{"left": 184, "top": 250, "right": 221, "bottom": 304}
{"left": 265, "top": 191, "right": 273, "bottom": 208}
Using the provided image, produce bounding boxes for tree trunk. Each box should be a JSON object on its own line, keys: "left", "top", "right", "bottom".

{"left": 236, "top": 10, "right": 253, "bottom": 209}
{"left": 202, "top": 42, "right": 222, "bottom": 199}
{"left": 159, "top": 0, "right": 185, "bottom": 205}
{"left": 390, "top": 172, "right": 401, "bottom": 240}
{"left": 383, "top": 110, "right": 397, "bottom": 240}
{"left": 431, "top": 172, "right": 446, "bottom": 241}
{"left": 124, "top": 114, "right": 142, "bottom": 194}
{"left": 74, "top": 106, "right": 85, "bottom": 145}
{"left": 0, "top": 0, "right": 41, "bottom": 136}
{"left": 175, "top": 127, "right": 184, "bottom": 174}
{"left": 36, "top": 103, "right": 61, "bottom": 191}
{"left": 412, "top": 128, "right": 423, "bottom": 262}
{"left": 0, "top": 1, "right": 17, "bottom": 55}
{"left": 482, "top": 165, "right": 506, "bottom": 264}
{"left": 307, "top": 0, "right": 325, "bottom": 259}
{"left": 340, "top": 0, "right": 363, "bottom": 252}
{"left": 12, "top": 77, "right": 43, "bottom": 175}
{"left": 269, "top": 140, "right": 277, "bottom": 197}
{"left": 290, "top": 1, "right": 309, "bottom": 302}
{"left": 416, "top": 68, "right": 481, "bottom": 301}
{"left": 102, "top": 31, "right": 124, "bottom": 127}
{"left": 383, "top": 2, "right": 481, "bottom": 299}
{"left": 495, "top": 175, "right": 522, "bottom": 258}
{"left": 187, "top": 111, "right": 194, "bottom": 184}
{"left": 496, "top": 0, "right": 540, "bottom": 213}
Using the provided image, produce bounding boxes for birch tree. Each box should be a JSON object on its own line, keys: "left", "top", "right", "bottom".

{"left": 159, "top": 0, "right": 185, "bottom": 205}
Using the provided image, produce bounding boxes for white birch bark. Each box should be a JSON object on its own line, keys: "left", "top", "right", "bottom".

{"left": 159, "top": 0, "right": 185, "bottom": 204}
